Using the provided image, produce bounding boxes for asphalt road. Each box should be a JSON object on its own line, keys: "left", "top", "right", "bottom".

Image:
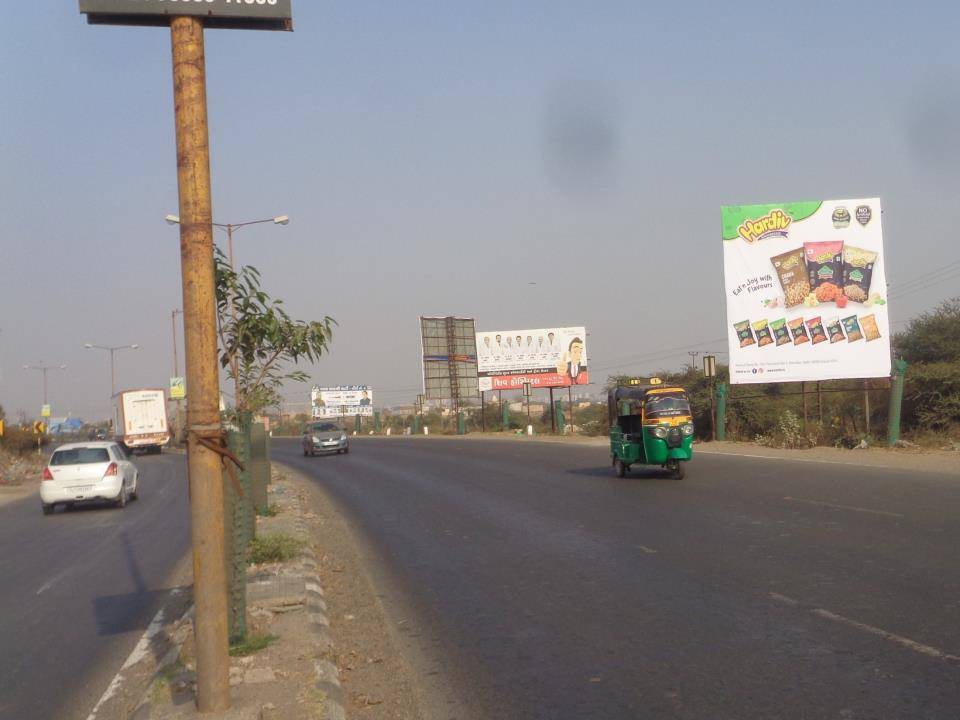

{"left": 0, "top": 452, "right": 191, "bottom": 720}
{"left": 276, "top": 436, "right": 960, "bottom": 720}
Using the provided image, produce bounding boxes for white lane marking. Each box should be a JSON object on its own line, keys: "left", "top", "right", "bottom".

{"left": 636, "top": 546, "right": 659, "bottom": 554}
{"left": 782, "top": 496, "right": 903, "bottom": 518}
{"left": 697, "top": 449, "right": 919, "bottom": 471}
{"left": 769, "top": 593, "right": 960, "bottom": 663}
{"left": 85, "top": 588, "right": 183, "bottom": 720}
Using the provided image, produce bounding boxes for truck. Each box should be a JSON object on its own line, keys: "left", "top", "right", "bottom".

{"left": 114, "top": 389, "right": 170, "bottom": 453}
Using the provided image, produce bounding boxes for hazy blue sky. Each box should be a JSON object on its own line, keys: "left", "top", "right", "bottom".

{"left": 3, "top": 1, "right": 960, "bottom": 420}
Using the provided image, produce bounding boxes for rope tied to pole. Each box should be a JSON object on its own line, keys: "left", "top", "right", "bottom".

{"left": 189, "top": 424, "right": 246, "bottom": 497}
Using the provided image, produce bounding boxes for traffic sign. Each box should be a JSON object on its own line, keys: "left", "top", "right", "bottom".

{"left": 41, "top": 404, "right": 52, "bottom": 418}
{"left": 170, "top": 377, "right": 186, "bottom": 400}
{"left": 33, "top": 421, "right": 46, "bottom": 435}
{"left": 79, "top": 0, "right": 293, "bottom": 31}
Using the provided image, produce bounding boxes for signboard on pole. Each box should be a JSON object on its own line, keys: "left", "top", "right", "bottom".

{"left": 420, "top": 317, "right": 480, "bottom": 402}
{"left": 79, "top": 0, "right": 293, "bottom": 31}
{"left": 41, "top": 404, "right": 52, "bottom": 418}
{"left": 476, "top": 326, "right": 588, "bottom": 391}
{"left": 721, "top": 198, "right": 891, "bottom": 384}
{"left": 170, "top": 377, "right": 186, "bottom": 400}
{"left": 311, "top": 386, "right": 373, "bottom": 418}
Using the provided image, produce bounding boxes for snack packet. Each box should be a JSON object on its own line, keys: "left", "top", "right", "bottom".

{"left": 842, "top": 246, "right": 878, "bottom": 303}
{"left": 753, "top": 319, "right": 773, "bottom": 347}
{"left": 734, "top": 320, "right": 755, "bottom": 348}
{"left": 842, "top": 315, "right": 863, "bottom": 342}
{"left": 788, "top": 317, "right": 810, "bottom": 345}
{"left": 804, "top": 241, "right": 844, "bottom": 292}
{"left": 861, "top": 314, "right": 881, "bottom": 341}
{"left": 825, "top": 316, "right": 845, "bottom": 343}
{"left": 770, "top": 318, "right": 791, "bottom": 346}
{"left": 771, "top": 248, "right": 810, "bottom": 308}
{"left": 806, "top": 316, "right": 827, "bottom": 344}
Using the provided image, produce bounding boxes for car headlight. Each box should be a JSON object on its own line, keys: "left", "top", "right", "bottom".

{"left": 681, "top": 424, "right": 695, "bottom": 436}
{"left": 340, "top": 433, "right": 347, "bottom": 441}
{"left": 312, "top": 435, "right": 320, "bottom": 442}
{"left": 651, "top": 426, "right": 668, "bottom": 439}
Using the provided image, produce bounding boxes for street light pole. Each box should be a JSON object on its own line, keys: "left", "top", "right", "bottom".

{"left": 84, "top": 343, "right": 139, "bottom": 402}
{"left": 23, "top": 363, "right": 67, "bottom": 406}
{"left": 165, "top": 213, "right": 289, "bottom": 410}
{"left": 172, "top": 309, "right": 184, "bottom": 377}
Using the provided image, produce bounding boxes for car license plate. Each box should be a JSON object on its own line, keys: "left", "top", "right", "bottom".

{"left": 68, "top": 486, "right": 94, "bottom": 492}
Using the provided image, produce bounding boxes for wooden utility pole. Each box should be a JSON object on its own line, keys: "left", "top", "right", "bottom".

{"left": 171, "top": 16, "right": 230, "bottom": 711}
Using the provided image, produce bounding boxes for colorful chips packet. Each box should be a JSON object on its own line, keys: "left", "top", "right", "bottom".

{"left": 842, "top": 315, "right": 863, "bottom": 342}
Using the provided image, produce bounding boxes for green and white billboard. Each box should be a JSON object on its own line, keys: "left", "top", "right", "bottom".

{"left": 721, "top": 199, "right": 891, "bottom": 384}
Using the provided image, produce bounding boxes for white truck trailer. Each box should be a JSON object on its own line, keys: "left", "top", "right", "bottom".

{"left": 114, "top": 389, "right": 170, "bottom": 453}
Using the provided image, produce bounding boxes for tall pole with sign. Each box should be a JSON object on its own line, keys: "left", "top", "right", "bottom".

{"left": 79, "top": 1, "right": 293, "bottom": 713}
{"left": 170, "top": 16, "right": 231, "bottom": 711}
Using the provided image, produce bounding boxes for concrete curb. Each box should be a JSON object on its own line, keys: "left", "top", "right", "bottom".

{"left": 289, "top": 508, "right": 348, "bottom": 720}
{"left": 127, "top": 466, "right": 347, "bottom": 719}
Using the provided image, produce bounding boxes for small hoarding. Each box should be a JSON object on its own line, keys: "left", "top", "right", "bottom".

{"left": 476, "top": 326, "right": 588, "bottom": 391}
{"left": 79, "top": 0, "right": 293, "bottom": 31}
{"left": 311, "top": 386, "right": 373, "bottom": 418}
{"left": 420, "top": 317, "right": 480, "bottom": 402}
{"left": 170, "top": 377, "right": 186, "bottom": 400}
{"left": 721, "top": 198, "right": 891, "bottom": 384}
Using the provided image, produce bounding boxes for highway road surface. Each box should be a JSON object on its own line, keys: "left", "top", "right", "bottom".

{"left": 275, "top": 436, "right": 960, "bottom": 720}
{"left": 0, "top": 453, "right": 191, "bottom": 720}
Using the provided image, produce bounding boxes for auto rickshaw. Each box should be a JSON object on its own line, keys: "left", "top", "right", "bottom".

{"left": 609, "top": 378, "right": 694, "bottom": 479}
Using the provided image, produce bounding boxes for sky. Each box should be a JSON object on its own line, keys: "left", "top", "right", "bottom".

{"left": 2, "top": 1, "right": 960, "bottom": 421}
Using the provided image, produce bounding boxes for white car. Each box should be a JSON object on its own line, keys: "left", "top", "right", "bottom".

{"left": 41, "top": 442, "right": 139, "bottom": 515}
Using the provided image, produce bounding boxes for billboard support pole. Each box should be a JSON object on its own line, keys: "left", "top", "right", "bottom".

{"left": 480, "top": 392, "right": 486, "bottom": 433}
{"left": 863, "top": 379, "right": 871, "bottom": 436}
{"left": 568, "top": 386, "right": 575, "bottom": 434}
{"left": 549, "top": 387, "right": 556, "bottom": 433}
{"left": 716, "top": 383, "right": 727, "bottom": 441}
{"left": 817, "top": 382, "right": 823, "bottom": 425}
{"left": 170, "top": 15, "right": 230, "bottom": 712}
{"left": 801, "top": 381, "right": 808, "bottom": 433}
{"left": 887, "top": 359, "right": 907, "bottom": 446}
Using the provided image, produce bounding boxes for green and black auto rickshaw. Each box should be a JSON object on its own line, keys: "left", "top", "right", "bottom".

{"left": 609, "top": 379, "right": 694, "bottom": 479}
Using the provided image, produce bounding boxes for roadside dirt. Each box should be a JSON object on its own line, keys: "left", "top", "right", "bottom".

{"left": 0, "top": 450, "right": 44, "bottom": 505}
{"left": 292, "top": 468, "right": 429, "bottom": 719}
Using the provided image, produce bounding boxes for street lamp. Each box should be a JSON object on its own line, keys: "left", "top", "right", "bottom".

{"left": 23, "top": 363, "right": 67, "bottom": 406}
{"left": 84, "top": 343, "right": 139, "bottom": 399}
{"left": 166, "top": 214, "right": 289, "bottom": 410}
{"left": 165, "top": 214, "right": 289, "bottom": 269}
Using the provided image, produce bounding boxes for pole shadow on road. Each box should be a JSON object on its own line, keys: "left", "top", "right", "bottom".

{"left": 93, "top": 533, "right": 173, "bottom": 636}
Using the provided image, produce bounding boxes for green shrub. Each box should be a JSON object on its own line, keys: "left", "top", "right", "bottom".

{"left": 247, "top": 534, "right": 305, "bottom": 565}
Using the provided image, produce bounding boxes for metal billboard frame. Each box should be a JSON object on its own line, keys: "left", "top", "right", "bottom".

{"left": 420, "top": 316, "right": 479, "bottom": 407}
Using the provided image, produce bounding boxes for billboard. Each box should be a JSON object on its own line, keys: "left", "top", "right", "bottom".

{"left": 420, "top": 317, "right": 479, "bottom": 401}
{"left": 311, "top": 386, "right": 374, "bottom": 418}
{"left": 79, "top": 0, "right": 293, "bottom": 30}
{"left": 722, "top": 199, "right": 890, "bottom": 384}
{"left": 476, "top": 326, "right": 589, "bottom": 391}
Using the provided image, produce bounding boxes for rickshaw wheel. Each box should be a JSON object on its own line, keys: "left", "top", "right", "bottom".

{"left": 668, "top": 460, "right": 685, "bottom": 480}
{"left": 615, "top": 459, "right": 627, "bottom": 478}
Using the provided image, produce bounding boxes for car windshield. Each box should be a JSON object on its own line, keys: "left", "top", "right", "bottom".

{"left": 310, "top": 423, "right": 340, "bottom": 433}
{"left": 644, "top": 392, "right": 691, "bottom": 419}
{"left": 51, "top": 447, "right": 110, "bottom": 465}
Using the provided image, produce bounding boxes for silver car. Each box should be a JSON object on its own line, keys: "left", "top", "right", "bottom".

{"left": 302, "top": 422, "right": 349, "bottom": 457}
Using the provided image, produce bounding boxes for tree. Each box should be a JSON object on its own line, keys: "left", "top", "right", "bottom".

{"left": 215, "top": 248, "right": 335, "bottom": 415}
{"left": 894, "top": 297, "right": 960, "bottom": 364}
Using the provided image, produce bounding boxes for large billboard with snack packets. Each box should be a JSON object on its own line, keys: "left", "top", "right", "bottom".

{"left": 476, "top": 327, "right": 588, "bottom": 391}
{"left": 721, "top": 199, "right": 890, "bottom": 384}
